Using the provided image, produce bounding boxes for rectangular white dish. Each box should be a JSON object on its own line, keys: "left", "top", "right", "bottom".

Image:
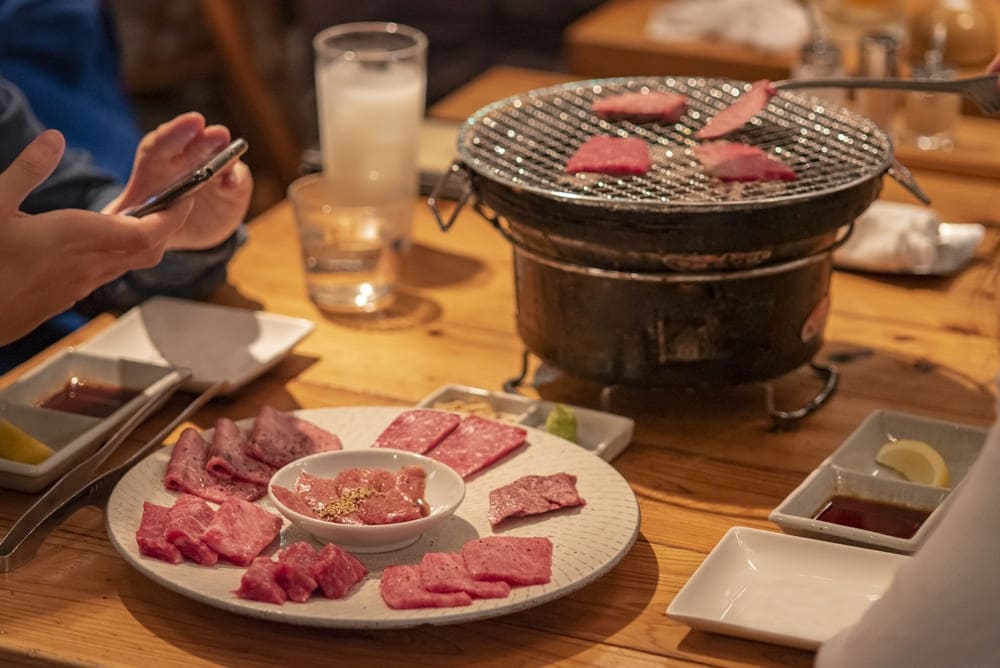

{"left": 666, "top": 527, "right": 908, "bottom": 650}
{"left": 416, "top": 384, "right": 635, "bottom": 461}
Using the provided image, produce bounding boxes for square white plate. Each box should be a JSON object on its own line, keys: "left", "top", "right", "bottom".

{"left": 416, "top": 384, "right": 635, "bottom": 461}
{"left": 77, "top": 296, "right": 314, "bottom": 393}
{"left": 666, "top": 527, "right": 908, "bottom": 650}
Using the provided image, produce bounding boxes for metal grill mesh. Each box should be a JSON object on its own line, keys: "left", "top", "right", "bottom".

{"left": 458, "top": 76, "right": 893, "bottom": 209}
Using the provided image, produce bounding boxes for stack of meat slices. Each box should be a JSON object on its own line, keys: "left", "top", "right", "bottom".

{"left": 163, "top": 405, "right": 342, "bottom": 503}
{"left": 236, "top": 541, "right": 368, "bottom": 604}
{"left": 373, "top": 409, "right": 527, "bottom": 479}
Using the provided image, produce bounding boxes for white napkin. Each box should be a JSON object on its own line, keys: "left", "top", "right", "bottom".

{"left": 645, "top": 0, "right": 810, "bottom": 53}
{"left": 834, "top": 201, "right": 940, "bottom": 274}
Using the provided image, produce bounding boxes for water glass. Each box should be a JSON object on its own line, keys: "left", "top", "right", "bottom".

{"left": 288, "top": 173, "right": 409, "bottom": 313}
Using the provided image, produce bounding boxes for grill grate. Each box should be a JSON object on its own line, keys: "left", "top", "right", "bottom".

{"left": 458, "top": 77, "right": 894, "bottom": 209}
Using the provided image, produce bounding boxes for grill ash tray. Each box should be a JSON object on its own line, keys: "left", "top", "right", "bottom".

{"left": 416, "top": 384, "right": 635, "bottom": 461}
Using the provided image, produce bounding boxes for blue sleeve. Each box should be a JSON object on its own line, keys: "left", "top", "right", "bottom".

{"left": 0, "top": 75, "right": 244, "bottom": 312}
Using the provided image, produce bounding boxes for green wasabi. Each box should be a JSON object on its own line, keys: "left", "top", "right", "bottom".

{"left": 545, "top": 403, "right": 578, "bottom": 443}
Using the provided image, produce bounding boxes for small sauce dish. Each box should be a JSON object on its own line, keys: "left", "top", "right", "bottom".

{"left": 267, "top": 449, "right": 466, "bottom": 553}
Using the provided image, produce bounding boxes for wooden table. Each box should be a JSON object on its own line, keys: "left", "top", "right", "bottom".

{"left": 1, "top": 66, "right": 998, "bottom": 667}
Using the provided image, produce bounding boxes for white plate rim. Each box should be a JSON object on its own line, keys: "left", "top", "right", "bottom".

{"left": 106, "top": 406, "right": 640, "bottom": 628}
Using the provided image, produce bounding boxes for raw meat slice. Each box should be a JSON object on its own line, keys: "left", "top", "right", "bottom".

{"left": 201, "top": 496, "right": 283, "bottom": 566}
{"left": 206, "top": 417, "right": 276, "bottom": 485}
{"left": 270, "top": 484, "right": 319, "bottom": 518}
{"left": 565, "top": 136, "right": 650, "bottom": 175}
{"left": 312, "top": 543, "right": 368, "bottom": 599}
{"left": 429, "top": 415, "right": 527, "bottom": 479}
{"left": 163, "top": 428, "right": 266, "bottom": 503}
{"left": 693, "top": 141, "right": 796, "bottom": 182}
{"left": 248, "top": 405, "right": 342, "bottom": 468}
{"left": 274, "top": 541, "right": 320, "bottom": 603}
{"left": 379, "top": 565, "right": 472, "bottom": 609}
{"left": 696, "top": 79, "right": 776, "bottom": 140}
{"left": 293, "top": 471, "right": 361, "bottom": 523}
{"left": 163, "top": 493, "right": 218, "bottom": 565}
{"left": 235, "top": 557, "right": 287, "bottom": 605}
{"left": 419, "top": 552, "right": 511, "bottom": 599}
{"left": 372, "top": 410, "right": 461, "bottom": 454}
{"left": 461, "top": 536, "right": 553, "bottom": 585}
{"left": 592, "top": 91, "right": 687, "bottom": 122}
{"left": 286, "top": 468, "right": 427, "bottom": 525}
{"left": 487, "top": 473, "right": 586, "bottom": 527}
{"left": 136, "top": 502, "right": 182, "bottom": 564}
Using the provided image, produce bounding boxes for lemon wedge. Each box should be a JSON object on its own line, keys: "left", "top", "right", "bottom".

{"left": 875, "top": 439, "right": 949, "bottom": 487}
{"left": 0, "top": 418, "right": 55, "bottom": 465}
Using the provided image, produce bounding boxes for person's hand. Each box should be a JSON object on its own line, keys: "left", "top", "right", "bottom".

{"left": 989, "top": 53, "right": 1000, "bottom": 75}
{"left": 0, "top": 131, "right": 193, "bottom": 345}
{"left": 103, "top": 112, "right": 253, "bottom": 251}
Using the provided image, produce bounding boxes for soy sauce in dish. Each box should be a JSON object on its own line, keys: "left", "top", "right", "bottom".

{"left": 37, "top": 378, "right": 140, "bottom": 418}
{"left": 814, "top": 495, "right": 932, "bottom": 539}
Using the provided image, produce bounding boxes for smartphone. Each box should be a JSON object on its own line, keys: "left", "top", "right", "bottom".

{"left": 122, "top": 138, "right": 248, "bottom": 217}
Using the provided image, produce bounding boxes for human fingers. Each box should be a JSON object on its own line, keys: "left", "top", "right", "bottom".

{"left": 135, "top": 112, "right": 206, "bottom": 163}
{"left": 0, "top": 130, "right": 65, "bottom": 215}
{"left": 38, "top": 198, "right": 193, "bottom": 255}
{"left": 988, "top": 54, "right": 1000, "bottom": 75}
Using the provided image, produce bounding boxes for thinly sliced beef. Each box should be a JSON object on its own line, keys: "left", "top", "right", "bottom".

{"left": 419, "top": 552, "right": 511, "bottom": 599}
{"left": 248, "top": 405, "right": 342, "bottom": 468}
{"left": 312, "top": 543, "right": 368, "bottom": 599}
{"left": 286, "top": 468, "right": 426, "bottom": 525}
{"left": 164, "top": 428, "right": 266, "bottom": 503}
{"left": 693, "top": 141, "right": 796, "bottom": 182}
{"left": 372, "top": 410, "right": 461, "bottom": 454}
{"left": 274, "top": 541, "right": 320, "bottom": 603}
{"left": 136, "top": 502, "right": 182, "bottom": 564}
{"left": 206, "top": 417, "right": 276, "bottom": 485}
{"left": 294, "top": 471, "right": 359, "bottom": 522}
{"left": 429, "top": 415, "right": 527, "bottom": 478}
{"left": 163, "top": 493, "right": 218, "bottom": 565}
{"left": 592, "top": 91, "right": 687, "bottom": 122}
{"left": 201, "top": 496, "right": 282, "bottom": 566}
{"left": 379, "top": 564, "right": 472, "bottom": 609}
{"left": 235, "top": 557, "right": 287, "bottom": 605}
{"left": 461, "top": 536, "right": 553, "bottom": 585}
{"left": 696, "top": 79, "right": 776, "bottom": 140}
{"left": 565, "top": 135, "right": 650, "bottom": 175}
{"left": 487, "top": 473, "right": 586, "bottom": 527}
{"left": 270, "top": 484, "right": 319, "bottom": 518}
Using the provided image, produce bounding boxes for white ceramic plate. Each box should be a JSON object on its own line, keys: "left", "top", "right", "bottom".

{"left": 666, "top": 527, "right": 908, "bottom": 650}
{"left": 77, "top": 296, "right": 314, "bottom": 393}
{"left": 106, "top": 406, "right": 640, "bottom": 628}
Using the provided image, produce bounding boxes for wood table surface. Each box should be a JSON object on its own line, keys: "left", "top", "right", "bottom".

{"left": 1, "top": 66, "right": 998, "bottom": 667}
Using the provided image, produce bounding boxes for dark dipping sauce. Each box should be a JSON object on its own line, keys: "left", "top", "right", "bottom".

{"left": 815, "top": 494, "right": 933, "bottom": 539}
{"left": 37, "top": 378, "right": 140, "bottom": 418}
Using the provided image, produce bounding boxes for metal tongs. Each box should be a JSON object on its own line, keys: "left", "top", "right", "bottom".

{"left": 773, "top": 73, "right": 1000, "bottom": 115}
{"left": 0, "top": 373, "right": 225, "bottom": 572}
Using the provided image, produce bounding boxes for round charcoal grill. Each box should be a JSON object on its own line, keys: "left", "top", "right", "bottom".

{"left": 430, "top": 76, "right": 912, "bottom": 414}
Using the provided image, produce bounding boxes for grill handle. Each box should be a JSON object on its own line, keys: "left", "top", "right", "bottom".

{"left": 427, "top": 161, "right": 474, "bottom": 232}
{"left": 887, "top": 159, "right": 931, "bottom": 205}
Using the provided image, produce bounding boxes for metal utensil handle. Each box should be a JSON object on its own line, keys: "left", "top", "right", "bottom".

{"left": 0, "top": 379, "right": 225, "bottom": 572}
{"left": 427, "top": 161, "right": 473, "bottom": 232}
{"left": 775, "top": 74, "right": 997, "bottom": 95}
{"left": 887, "top": 159, "right": 932, "bottom": 205}
{"left": 763, "top": 360, "right": 839, "bottom": 429}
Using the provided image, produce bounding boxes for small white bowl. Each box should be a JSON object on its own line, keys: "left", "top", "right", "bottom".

{"left": 267, "top": 449, "right": 465, "bottom": 553}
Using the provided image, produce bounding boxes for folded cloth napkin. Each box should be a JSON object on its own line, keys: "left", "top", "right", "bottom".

{"left": 833, "top": 201, "right": 941, "bottom": 274}
{"left": 645, "top": 0, "right": 810, "bottom": 53}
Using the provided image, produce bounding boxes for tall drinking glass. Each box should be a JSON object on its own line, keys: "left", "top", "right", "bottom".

{"left": 313, "top": 22, "right": 427, "bottom": 229}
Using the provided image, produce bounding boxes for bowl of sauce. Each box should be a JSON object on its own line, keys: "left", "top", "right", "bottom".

{"left": 813, "top": 494, "right": 933, "bottom": 540}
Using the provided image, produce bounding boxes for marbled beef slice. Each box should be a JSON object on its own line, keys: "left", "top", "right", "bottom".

{"left": 379, "top": 565, "right": 472, "bottom": 609}
{"left": 461, "top": 536, "right": 553, "bottom": 585}
{"left": 136, "top": 502, "right": 182, "bottom": 564}
{"left": 274, "top": 541, "right": 320, "bottom": 603}
{"left": 429, "top": 415, "right": 528, "bottom": 478}
{"left": 163, "top": 493, "right": 219, "bottom": 565}
{"left": 564, "top": 135, "right": 650, "bottom": 176}
{"left": 419, "top": 552, "right": 511, "bottom": 599}
{"left": 206, "top": 417, "right": 276, "bottom": 485}
{"left": 371, "top": 409, "right": 461, "bottom": 454}
{"left": 592, "top": 91, "right": 687, "bottom": 122}
{"left": 312, "top": 543, "right": 368, "bottom": 599}
{"left": 487, "top": 473, "right": 586, "bottom": 527}
{"left": 201, "top": 496, "right": 283, "bottom": 566}
{"left": 695, "top": 79, "right": 776, "bottom": 140}
{"left": 163, "top": 428, "right": 266, "bottom": 504}
{"left": 235, "top": 557, "right": 287, "bottom": 605}
{"left": 247, "top": 405, "right": 342, "bottom": 468}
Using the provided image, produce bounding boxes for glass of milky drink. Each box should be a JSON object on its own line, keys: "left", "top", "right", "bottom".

{"left": 310, "top": 22, "right": 427, "bottom": 312}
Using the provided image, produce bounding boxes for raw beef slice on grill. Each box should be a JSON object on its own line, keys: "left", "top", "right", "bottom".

{"left": 136, "top": 502, "right": 182, "bottom": 564}
{"left": 163, "top": 493, "right": 219, "bottom": 565}
{"left": 487, "top": 473, "right": 586, "bottom": 527}
{"left": 248, "top": 405, "right": 343, "bottom": 468}
{"left": 201, "top": 496, "right": 283, "bottom": 566}
{"left": 273, "top": 541, "right": 320, "bottom": 603}
{"left": 693, "top": 141, "right": 796, "bottom": 182}
{"left": 565, "top": 135, "right": 650, "bottom": 176}
{"left": 312, "top": 543, "right": 368, "bottom": 599}
{"left": 696, "top": 79, "right": 776, "bottom": 140}
{"left": 372, "top": 409, "right": 461, "bottom": 454}
{"left": 419, "top": 552, "right": 511, "bottom": 599}
{"left": 592, "top": 91, "right": 687, "bottom": 122}
{"left": 206, "top": 417, "right": 276, "bottom": 485}
{"left": 428, "top": 415, "right": 528, "bottom": 478}
{"left": 461, "top": 536, "right": 553, "bottom": 585}
{"left": 163, "top": 428, "right": 266, "bottom": 503}
{"left": 379, "top": 564, "right": 472, "bottom": 609}
{"left": 236, "top": 557, "right": 287, "bottom": 605}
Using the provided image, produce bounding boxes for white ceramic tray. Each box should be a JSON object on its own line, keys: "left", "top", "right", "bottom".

{"left": 666, "top": 527, "right": 908, "bottom": 650}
